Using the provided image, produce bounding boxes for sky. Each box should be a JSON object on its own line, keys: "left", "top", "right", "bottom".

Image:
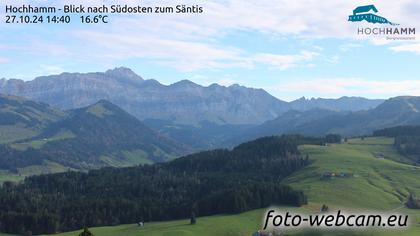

{"left": 0, "top": 0, "right": 419, "bottom": 101}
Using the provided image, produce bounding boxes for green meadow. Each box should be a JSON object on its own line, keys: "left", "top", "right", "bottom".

{"left": 45, "top": 209, "right": 267, "bottom": 236}
{"left": 284, "top": 137, "right": 420, "bottom": 235}
{"left": 285, "top": 137, "right": 420, "bottom": 210}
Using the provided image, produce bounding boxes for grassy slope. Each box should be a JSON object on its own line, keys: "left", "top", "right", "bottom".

{"left": 0, "top": 125, "right": 38, "bottom": 144}
{"left": 284, "top": 137, "right": 420, "bottom": 235}
{"left": 0, "top": 161, "right": 75, "bottom": 184}
{"left": 2, "top": 137, "right": 420, "bottom": 236}
{"left": 45, "top": 209, "right": 268, "bottom": 236}
{"left": 0, "top": 95, "right": 65, "bottom": 144}
{"left": 10, "top": 130, "right": 76, "bottom": 151}
{"left": 285, "top": 137, "right": 420, "bottom": 209}
{"left": 0, "top": 170, "right": 22, "bottom": 183}
{"left": 44, "top": 206, "right": 341, "bottom": 236}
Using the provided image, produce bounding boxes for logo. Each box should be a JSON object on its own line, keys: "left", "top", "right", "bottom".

{"left": 347, "top": 4, "right": 415, "bottom": 40}
{"left": 348, "top": 5, "right": 398, "bottom": 25}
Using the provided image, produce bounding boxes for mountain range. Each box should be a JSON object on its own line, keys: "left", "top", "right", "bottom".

{"left": 0, "top": 68, "right": 288, "bottom": 125}
{"left": 0, "top": 67, "right": 383, "bottom": 126}
{"left": 289, "top": 96, "right": 384, "bottom": 112}
{"left": 0, "top": 67, "right": 388, "bottom": 149}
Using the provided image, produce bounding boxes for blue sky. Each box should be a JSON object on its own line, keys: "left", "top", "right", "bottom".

{"left": 1, "top": 0, "right": 419, "bottom": 101}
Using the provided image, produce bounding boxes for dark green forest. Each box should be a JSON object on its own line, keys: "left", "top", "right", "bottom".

{"left": 0, "top": 135, "right": 326, "bottom": 235}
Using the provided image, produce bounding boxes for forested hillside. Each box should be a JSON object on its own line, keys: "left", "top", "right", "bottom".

{"left": 0, "top": 97, "right": 188, "bottom": 174}
{"left": 0, "top": 135, "right": 320, "bottom": 235}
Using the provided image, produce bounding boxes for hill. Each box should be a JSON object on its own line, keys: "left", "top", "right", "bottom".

{"left": 0, "top": 95, "right": 64, "bottom": 144}
{"left": 234, "top": 96, "right": 420, "bottom": 143}
{"left": 229, "top": 109, "right": 342, "bottom": 145}
{"left": 0, "top": 97, "right": 188, "bottom": 175}
{"left": 284, "top": 137, "right": 420, "bottom": 209}
{"left": 302, "top": 96, "right": 420, "bottom": 136}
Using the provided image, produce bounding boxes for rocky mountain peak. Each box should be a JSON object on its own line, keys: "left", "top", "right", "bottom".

{"left": 105, "top": 67, "right": 143, "bottom": 80}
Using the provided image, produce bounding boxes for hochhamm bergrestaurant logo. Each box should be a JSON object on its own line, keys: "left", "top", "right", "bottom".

{"left": 348, "top": 4, "right": 416, "bottom": 40}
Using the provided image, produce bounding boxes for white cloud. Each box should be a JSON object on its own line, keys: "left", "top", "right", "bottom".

{"left": 339, "top": 43, "right": 362, "bottom": 52}
{"left": 325, "top": 55, "right": 340, "bottom": 64}
{"left": 253, "top": 51, "right": 319, "bottom": 70}
{"left": 70, "top": 0, "right": 418, "bottom": 66}
{"left": 39, "top": 65, "right": 65, "bottom": 75}
{"left": 72, "top": 30, "right": 319, "bottom": 71}
{"left": 73, "top": 30, "right": 249, "bottom": 71}
{"left": 267, "top": 78, "right": 420, "bottom": 98}
{"left": 390, "top": 43, "right": 420, "bottom": 54}
{"left": 2, "top": 0, "right": 419, "bottom": 73}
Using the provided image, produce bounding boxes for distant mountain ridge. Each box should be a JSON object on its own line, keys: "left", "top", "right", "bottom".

{"left": 229, "top": 108, "right": 343, "bottom": 145}
{"left": 231, "top": 96, "right": 420, "bottom": 144}
{"left": 303, "top": 96, "right": 420, "bottom": 136}
{"left": 0, "top": 67, "right": 288, "bottom": 125}
{"left": 0, "top": 67, "right": 384, "bottom": 126}
{"left": 289, "top": 96, "right": 384, "bottom": 112}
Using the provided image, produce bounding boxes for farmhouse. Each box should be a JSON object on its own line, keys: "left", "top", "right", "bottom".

{"left": 323, "top": 172, "right": 335, "bottom": 178}
{"left": 322, "top": 172, "right": 354, "bottom": 179}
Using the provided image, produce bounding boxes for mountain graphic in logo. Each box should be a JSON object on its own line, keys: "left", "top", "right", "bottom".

{"left": 348, "top": 5, "right": 398, "bottom": 25}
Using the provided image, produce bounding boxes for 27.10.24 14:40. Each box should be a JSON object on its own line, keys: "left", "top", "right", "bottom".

{"left": 5, "top": 15, "right": 71, "bottom": 24}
